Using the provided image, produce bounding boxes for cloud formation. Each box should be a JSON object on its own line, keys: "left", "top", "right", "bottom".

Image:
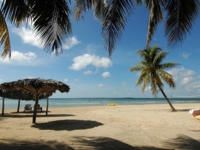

{"left": 62, "top": 36, "right": 80, "bottom": 50}
{"left": 12, "top": 26, "right": 80, "bottom": 50}
{"left": 102, "top": 72, "right": 110, "bottom": 78}
{"left": 70, "top": 54, "right": 112, "bottom": 70}
{"left": 0, "top": 51, "right": 37, "bottom": 65}
{"left": 64, "top": 78, "right": 68, "bottom": 82}
{"left": 12, "top": 27, "right": 42, "bottom": 48}
{"left": 180, "top": 52, "right": 190, "bottom": 59}
{"left": 83, "top": 70, "right": 93, "bottom": 75}
{"left": 98, "top": 84, "right": 104, "bottom": 87}
{"left": 167, "top": 67, "right": 200, "bottom": 95}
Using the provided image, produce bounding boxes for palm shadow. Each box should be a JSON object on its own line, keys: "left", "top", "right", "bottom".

{"left": 176, "top": 109, "right": 190, "bottom": 112}
{"left": 71, "top": 136, "right": 170, "bottom": 150}
{"left": 0, "top": 139, "right": 74, "bottom": 150}
{"left": 32, "top": 119, "right": 103, "bottom": 131}
{"left": 164, "top": 135, "right": 200, "bottom": 150}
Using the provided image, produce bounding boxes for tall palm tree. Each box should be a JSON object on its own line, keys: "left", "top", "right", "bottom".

{"left": 129, "top": 45, "right": 179, "bottom": 112}
{"left": 0, "top": 0, "right": 72, "bottom": 58}
{"left": 74, "top": 0, "right": 200, "bottom": 56}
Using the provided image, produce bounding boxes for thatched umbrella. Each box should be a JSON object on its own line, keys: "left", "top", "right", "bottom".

{"left": 0, "top": 78, "right": 70, "bottom": 123}
{"left": 0, "top": 89, "right": 51, "bottom": 115}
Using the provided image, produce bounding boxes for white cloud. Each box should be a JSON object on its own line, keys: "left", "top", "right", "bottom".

{"left": 121, "top": 82, "right": 127, "bottom": 86}
{"left": 69, "top": 54, "right": 112, "bottom": 70}
{"left": 102, "top": 72, "right": 110, "bottom": 78}
{"left": 180, "top": 52, "right": 190, "bottom": 59}
{"left": 0, "top": 51, "right": 37, "bottom": 65}
{"left": 64, "top": 78, "right": 68, "bottom": 82}
{"left": 12, "top": 27, "right": 42, "bottom": 48}
{"left": 83, "top": 70, "right": 93, "bottom": 75}
{"left": 12, "top": 26, "right": 80, "bottom": 50}
{"left": 62, "top": 36, "right": 80, "bottom": 50}
{"left": 98, "top": 84, "right": 104, "bottom": 87}
{"left": 180, "top": 77, "right": 193, "bottom": 85}
{"left": 167, "top": 67, "right": 195, "bottom": 81}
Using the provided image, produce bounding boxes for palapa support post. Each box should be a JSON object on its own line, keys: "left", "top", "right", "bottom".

{"left": 46, "top": 97, "right": 49, "bottom": 115}
{"left": 17, "top": 99, "right": 20, "bottom": 112}
{"left": 2, "top": 97, "right": 5, "bottom": 116}
{"left": 33, "top": 92, "right": 39, "bottom": 123}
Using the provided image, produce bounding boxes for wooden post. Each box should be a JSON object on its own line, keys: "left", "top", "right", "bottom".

{"left": 2, "top": 97, "right": 5, "bottom": 116}
{"left": 46, "top": 97, "right": 49, "bottom": 115}
{"left": 17, "top": 99, "right": 21, "bottom": 112}
{"left": 33, "top": 93, "right": 39, "bottom": 123}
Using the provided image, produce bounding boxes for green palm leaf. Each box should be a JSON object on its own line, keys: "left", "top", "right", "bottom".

{"left": 163, "top": 0, "right": 200, "bottom": 47}
{"left": 0, "top": 11, "right": 11, "bottom": 58}
{"left": 101, "top": 0, "right": 134, "bottom": 56}
{"left": 29, "top": 0, "right": 72, "bottom": 54}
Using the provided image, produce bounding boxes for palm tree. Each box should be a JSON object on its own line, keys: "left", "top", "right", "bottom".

{"left": 74, "top": 0, "right": 200, "bottom": 56}
{"left": 0, "top": 0, "right": 72, "bottom": 58}
{"left": 129, "top": 45, "right": 179, "bottom": 112}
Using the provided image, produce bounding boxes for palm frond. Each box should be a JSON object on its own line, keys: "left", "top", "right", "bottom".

{"left": 102, "top": 0, "right": 134, "bottom": 57}
{"left": 0, "top": 11, "right": 11, "bottom": 58}
{"left": 146, "top": 0, "right": 163, "bottom": 47}
{"left": 142, "top": 73, "right": 150, "bottom": 92}
{"left": 159, "top": 62, "right": 180, "bottom": 69}
{"left": 153, "top": 51, "right": 168, "bottom": 65}
{"left": 157, "top": 69, "right": 175, "bottom": 88}
{"left": 1, "top": 0, "right": 30, "bottom": 27}
{"left": 163, "top": 0, "right": 200, "bottom": 47}
{"left": 73, "top": 0, "right": 94, "bottom": 20}
{"left": 136, "top": 71, "right": 147, "bottom": 87}
{"left": 29, "top": 0, "right": 72, "bottom": 54}
{"left": 151, "top": 73, "right": 162, "bottom": 97}
{"left": 134, "top": 0, "right": 143, "bottom": 5}
{"left": 129, "top": 64, "right": 144, "bottom": 72}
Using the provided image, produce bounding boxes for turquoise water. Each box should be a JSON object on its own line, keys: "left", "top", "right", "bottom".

{"left": 0, "top": 98, "right": 200, "bottom": 109}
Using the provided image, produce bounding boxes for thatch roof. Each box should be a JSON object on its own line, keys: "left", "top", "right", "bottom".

{"left": 0, "top": 78, "right": 70, "bottom": 123}
{"left": 0, "top": 89, "right": 50, "bottom": 100}
{"left": 0, "top": 78, "right": 70, "bottom": 96}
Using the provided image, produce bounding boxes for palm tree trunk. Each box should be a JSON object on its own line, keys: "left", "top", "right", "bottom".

{"left": 158, "top": 85, "right": 177, "bottom": 112}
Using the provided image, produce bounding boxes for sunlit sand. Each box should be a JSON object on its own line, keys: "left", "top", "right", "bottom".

{"left": 0, "top": 103, "right": 200, "bottom": 149}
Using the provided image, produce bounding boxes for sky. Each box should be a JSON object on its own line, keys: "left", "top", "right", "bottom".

{"left": 1, "top": 4, "right": 200, "bottom": 98}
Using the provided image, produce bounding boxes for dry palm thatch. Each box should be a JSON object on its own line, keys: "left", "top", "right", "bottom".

{"left": 0, "top": 78, "right": 70, "bottom": 123}
{"left": 0, "top": 89, "right": 51, "bottom": 115}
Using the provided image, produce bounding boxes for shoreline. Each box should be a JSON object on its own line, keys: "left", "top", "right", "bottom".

{"left": 1, "top": 103, "right": 200, "bottom": 149}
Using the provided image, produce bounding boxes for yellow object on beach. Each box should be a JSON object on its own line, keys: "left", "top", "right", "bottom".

{"left": 195, "top": 115, "right": 200, "bottom": 120}
{"left": 108, "top": 103, "right": 118, "bottom": 106}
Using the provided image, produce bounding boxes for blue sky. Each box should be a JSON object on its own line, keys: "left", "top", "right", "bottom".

{"left": 1, "top": 4, "right": 200, "bottom": 98}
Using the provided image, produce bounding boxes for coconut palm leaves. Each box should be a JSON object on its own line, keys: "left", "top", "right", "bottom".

{"left": 163, "top": 0, "right": 200, "bottom": 47}
{"left": 0, "top": 0, "right": 72, "bottom": 58}
{"left": 130, "top": 46, "right": 179, "bottom": 111}
{"left": 0, "top": 11, "right": 11, "bottom": 58}
{"left": 74, "top": 0, "right": 134, "bottom": 57}
{"left": 74, "top": 0, "right": 200, "bottom": 56}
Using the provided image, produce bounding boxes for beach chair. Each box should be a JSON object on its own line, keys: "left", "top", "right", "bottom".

{"left": 34, "top": 104, "right": 43, "bottom": 112}
{"left": 24, "top": 104, "right": 32, "bottom": 112}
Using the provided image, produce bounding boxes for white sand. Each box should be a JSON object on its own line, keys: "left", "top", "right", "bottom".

{"left": 0, "top": 103, "right": 200, "bottom": 149}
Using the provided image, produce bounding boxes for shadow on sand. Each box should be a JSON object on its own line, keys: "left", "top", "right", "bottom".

{"left": 31, "top": 119, "right": 103, "bottom": 131}
{"left": 0, "top": 139, "right": 74, "bottom": 150}
{"left": 70, "top": 136, "right": 169, "bottom": 150}
{"left": 0, "top": 135, "right": 200, "bottom": 150}
{"left": 163, "top": 135, "right": 200, "bottom": 150}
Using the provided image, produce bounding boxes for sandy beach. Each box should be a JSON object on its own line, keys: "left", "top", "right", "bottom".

{"left": 0, "top": 103, "right": 200, "bottom": 150}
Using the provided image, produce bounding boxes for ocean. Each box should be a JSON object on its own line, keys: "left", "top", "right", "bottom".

{"left": 1, "top": 97, "right": 200, "bottom": 109}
